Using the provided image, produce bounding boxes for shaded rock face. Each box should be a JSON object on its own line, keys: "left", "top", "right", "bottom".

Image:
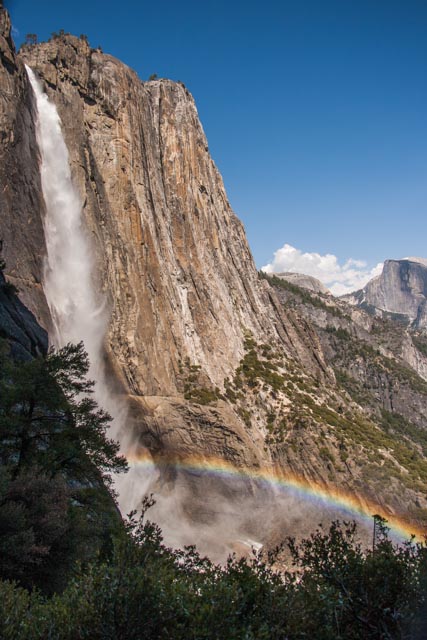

{"left": 0, "top": 9, "right": 50, "bottom": 329}
{"left": 345, "top": 259, "right": 427, "bottom": 329}
{"left": 0, "top": 270, "right": 48, "bottom": 360}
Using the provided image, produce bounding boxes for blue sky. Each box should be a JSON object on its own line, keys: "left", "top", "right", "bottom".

{"left": 6, "top": 0, "right": 427, "bottom": 292}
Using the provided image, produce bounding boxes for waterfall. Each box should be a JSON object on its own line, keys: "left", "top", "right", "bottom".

{"left": 26, "top": 67, "right": 106, "bottom": 352}
{"left": 26, "top": 68, "right": 104, "bottom": 355}
{"left": 26, "top": 65, "right": 157, "bottom": 513}
{"left": 26, "top": 66, "right": 124, "bottom": 435}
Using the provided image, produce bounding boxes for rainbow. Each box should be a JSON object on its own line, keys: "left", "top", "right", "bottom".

{"left": 127, "top": 452, "right": 426, "bottom": 542}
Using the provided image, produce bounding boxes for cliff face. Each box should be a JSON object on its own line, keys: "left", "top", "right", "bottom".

{"left": 267, "top": 273, "right": 427, "bottom": 528}
{"left": 1, "top": 11, "right": 426, "bottom": 539}
{"left": 345, "top": 259, "right": 427, "bottom": 329}
{"left": 16, "top": 33, "right": 332, "bottom": 469}
{"left": 0, "top": 9, "right": 50, "bottom": 329}
{"left": 0, "top": 269, "right": 48, "bottom": 360}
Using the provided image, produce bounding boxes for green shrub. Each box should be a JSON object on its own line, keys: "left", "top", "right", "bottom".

{"left": 0, "top": 515, "right": 425, "bottom": 639}
{"left": 412, "top": 333, "right": 427, "bottom": 357}
{"left": 319, "top": 446, "right": 335, "bottom": 463}
{"left": 184, "top": 387, "right": 219, "bottom": 405}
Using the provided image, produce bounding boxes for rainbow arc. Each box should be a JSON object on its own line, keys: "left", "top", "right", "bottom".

{"left": 127, "top": 452, "right": 426, "bottom": 542}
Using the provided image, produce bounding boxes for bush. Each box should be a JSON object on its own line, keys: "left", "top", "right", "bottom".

{"left": 0, "top": 515, "right": 425, "bottom": 639}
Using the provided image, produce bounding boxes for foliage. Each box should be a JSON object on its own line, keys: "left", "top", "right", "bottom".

{"left": 380, "top": 410, "right": 427, "bottom": 458}
{"left": 260, "top": 271, "right": 348, "bottom": 318}
{"left": 286, "top": 519, "right": 427, "bottom": 639}
{"left": 24, "top": 33, "right": 38, "bottom": 45}
{"left": 234, "top": 333, "right": 286, "bottom": 392}
{"left": 412, "top": 333, "right": 427, "bottom": 358}
{"left": 302, "top": 393, "right": 427, "bottom": 493}
{"left": 0, "top": 340, "right": 126, "bottom": 592}
{"left": 328, "top": 324, "right": 427, "bottom": 394}
{"left": 0, "top": 467, "right": 69, "bottom": 591}
{"left": 50, "top": 29, "right": 67, "bottom": 39}
{"left": 184, "top": 386, "right": 220, "bottom": 404}
{"left": 0, "top": 513, "right": 425, "bottom": 639}
{"left": 0, "top": 340, "right": 127, "bottom": 483}
{"left": 181, "top": 358, "right": 222, "bottom": 404}
{"left": 326, "top": 325, "right": 352, "bottom": 340}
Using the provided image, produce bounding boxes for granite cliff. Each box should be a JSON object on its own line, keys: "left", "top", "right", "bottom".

{"left": 17, "top": 31, "right": 332, "bottom": 467}
{"left": 344, "top": 259, "right": 427, "bottom": 329}
{"left": 0, "top": 8, "right": 49, "bottom": 328}
{"left": 1, "top": 7, "right": 426, "bottom": 545}
{"left": 0, "top": 267, "right": 47, "bottom": 360}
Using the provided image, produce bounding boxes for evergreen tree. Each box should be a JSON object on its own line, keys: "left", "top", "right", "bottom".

{"left": 0, "top": 340, "right": 127, "bottom": 483}
{"left": 0, "top": 340, "right": 127, "bottom": 592}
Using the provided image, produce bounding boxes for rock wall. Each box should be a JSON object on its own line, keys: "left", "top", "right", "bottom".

{"left": 0, "top": 269, "right": 47, "bottom": 359}
{"left": 17, "top": 33, "right": 331, "bottom": 465}
{"left": 0, "top": 9, "right": 50, "bottom": 329}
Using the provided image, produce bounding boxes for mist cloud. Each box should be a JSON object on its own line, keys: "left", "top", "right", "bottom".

{"left": 262, "top": 243, "right": 383, "bottom": 296}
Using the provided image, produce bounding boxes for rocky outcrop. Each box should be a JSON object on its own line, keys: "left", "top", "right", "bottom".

{"left": 274, "top": 272, "right": 330, "bottom": 295}
{"left": 344, "top": 259, "right": 427, "bottom": 329}
{"left": 266, "top": 273, "right": 427, "bottom": 524}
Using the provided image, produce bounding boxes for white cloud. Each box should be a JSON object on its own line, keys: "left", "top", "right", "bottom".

{"left": 12, "top": 26, "right": 20, "bottom": 37}
{"left": 261, "top": 243, "right": 383, "bottom": 296}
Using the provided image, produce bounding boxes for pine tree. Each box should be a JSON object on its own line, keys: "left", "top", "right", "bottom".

{"left": 0, "top": 340, "right": 127, "bottom": 483}
{"left": 0, "top": 340, "right": 127, "bottom": 592}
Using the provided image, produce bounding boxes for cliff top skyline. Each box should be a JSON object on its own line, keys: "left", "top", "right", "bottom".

{"left": 7, "top": 0, "right": 427, "bottom": 294}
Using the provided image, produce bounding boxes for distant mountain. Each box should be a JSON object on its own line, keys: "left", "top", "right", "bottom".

{"left": 273, "top": 272, "right": 330, "bottom": 295}
{"left": 343, "top": 259, "right": 427, "bottom": 329}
